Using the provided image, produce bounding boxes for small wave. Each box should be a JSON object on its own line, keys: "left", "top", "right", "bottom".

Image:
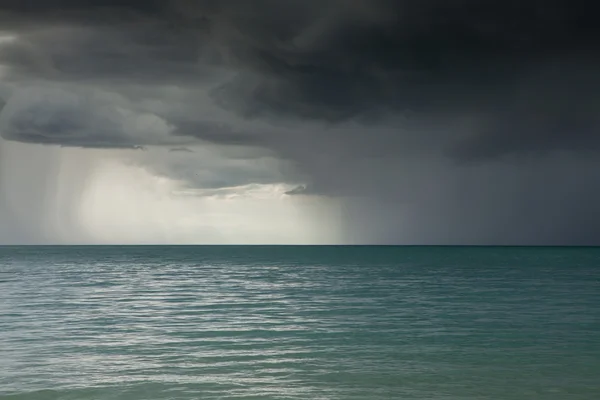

{"left": 0, "top": 390, "right": 60, "bottom": 400}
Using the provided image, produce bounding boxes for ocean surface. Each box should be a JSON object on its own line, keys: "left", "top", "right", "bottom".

{"left": 0, "top": 246, "right": 599, "bottom": 399}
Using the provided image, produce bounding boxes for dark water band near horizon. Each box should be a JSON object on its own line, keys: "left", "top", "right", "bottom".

{"left": 1, "top": 246, "right": 599, "bottom": 399}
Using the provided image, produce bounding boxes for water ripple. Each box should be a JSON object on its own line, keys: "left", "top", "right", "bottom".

{"left": 1, "top": 246, "right": 599, "bottom": 399}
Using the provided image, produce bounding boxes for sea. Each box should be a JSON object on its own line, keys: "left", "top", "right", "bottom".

{"left": 0, "top": 246, "right": 598, "bottom": 399}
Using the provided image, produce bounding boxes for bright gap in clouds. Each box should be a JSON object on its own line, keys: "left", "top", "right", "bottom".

{"left": 78, "top": 154, "right": 340, "bottom": 244}
{"left": 0, "top": 140, "right": 341, "bottom": 244}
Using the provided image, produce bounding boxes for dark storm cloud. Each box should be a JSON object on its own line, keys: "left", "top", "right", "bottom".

{"left": 0, "top": 0, "right": 164, "bottom": 25}
{"left": 2, "top": 0, "right": 600, "bottom": 244}
{"left": 0, "top": 22, "right": 206, "bottom": 83}
{"left": 172, "top": 120, "right": 267, "bottom": 147}
{"left": 2, "top": 0, "right": 598, "bottom": 158}
{"left": 340, "top": 155, "right": 600, "bottom": 246}
{"left": 0, "top": 86, "right": 181, "bottom": 148}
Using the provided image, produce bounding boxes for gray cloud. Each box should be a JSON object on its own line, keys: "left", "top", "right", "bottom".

{"left": 132, "top": 146, "right": 294, "bottom": 192}
{"left": 172, "top": 119, "right": 268, "bottom": 147}
{"left": 0, "top": 24, "right": 212, "bottom": 84}
{"left": 0, "top": 83, "right": 273, "bottom": 150}
{"left": 1, "top": 0, "right": 598, "bottom": 157}
{"left": 169, "top": 147, "right": 194, "bottom": 153}
{"left": 0, "top": 86, "right": 181, "bottom": 148}
{"left": 1, "top": 0, "right": 600, "bottom": 244}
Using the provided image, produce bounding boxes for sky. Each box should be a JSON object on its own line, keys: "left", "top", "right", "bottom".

{"left": 0, "top": 0, "right": 599, "bottom": 245}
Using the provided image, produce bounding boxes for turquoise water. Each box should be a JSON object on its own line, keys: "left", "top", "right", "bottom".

{"left": 0, "top": 246, "right": 599, "bottom": 399}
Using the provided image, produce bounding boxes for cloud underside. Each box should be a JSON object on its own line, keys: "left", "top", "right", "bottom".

{"left": 1, "top": 1, "right": 599, "bottom": 154}
{"left": 1, "top": 0, "right": 600, "bottom": 244}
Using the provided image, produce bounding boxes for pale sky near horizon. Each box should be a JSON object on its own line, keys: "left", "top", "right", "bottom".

{"left": 1, "top": 1, "right": 600, "bottom": 245}
{"left": 0, "top": 139, "right": 341, "bottom": 244}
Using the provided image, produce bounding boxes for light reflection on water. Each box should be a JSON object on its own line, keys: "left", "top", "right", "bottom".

{"left": 0, "top": 245, "right": 599, "bottom": 399}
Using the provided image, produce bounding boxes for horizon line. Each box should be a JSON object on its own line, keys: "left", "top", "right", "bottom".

{"left": 1, "top": 244, "right": 599, "bottom": 248}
